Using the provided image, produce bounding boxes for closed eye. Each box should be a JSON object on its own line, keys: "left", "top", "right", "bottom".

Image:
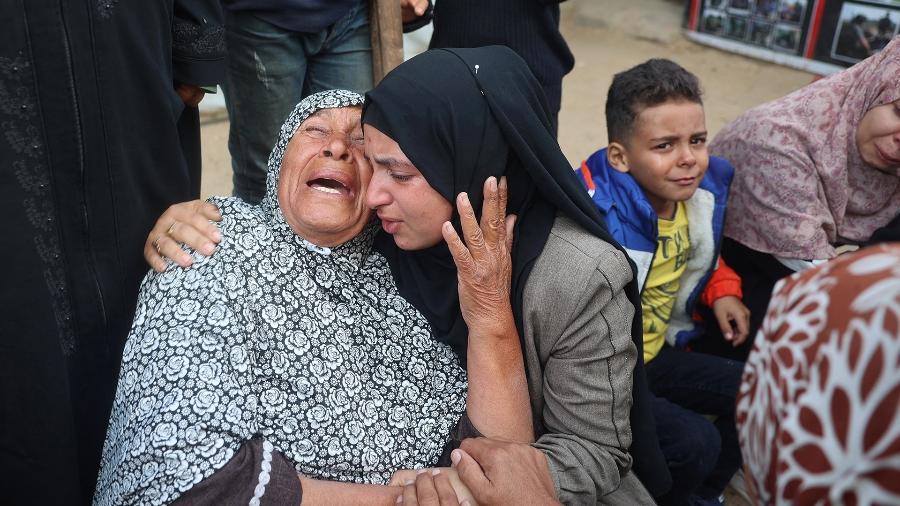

{"left": 390, "top": 171, "right": 413, "bottom": 182}
{"left": 303, "top": 126, "right": 329, "bottom": 138}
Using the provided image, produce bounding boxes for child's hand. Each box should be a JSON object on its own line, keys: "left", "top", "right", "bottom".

{"left": 712, "top": 296, "right": 750, "bottom": 346}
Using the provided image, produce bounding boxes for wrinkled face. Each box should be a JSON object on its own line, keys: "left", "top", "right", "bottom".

{"left": 856, "top": 99, "right": 900, "bottom": 175}
{"left": 278, "top": 106, "right": 372, "bottom": 247}
{"left": 610, "top": 100, "right": 709, "bottom": 219}
{"left": 363, "top": 124, "right": 453, "bottom": 251}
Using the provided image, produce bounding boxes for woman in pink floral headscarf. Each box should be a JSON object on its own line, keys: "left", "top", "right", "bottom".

{"left": 709, "top": 37, "right": 900, "bottom": 353}
{"left": 736, "top": 243, "right": 900, "bottom": 505}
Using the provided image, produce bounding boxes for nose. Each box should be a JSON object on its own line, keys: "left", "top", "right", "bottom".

{"left": 679, "top": 144, "right": 697, "bottom": 167}
{"left": 322, "top": 133, "right": 350, "bottom": 161}
{"left": 365, "top": 169, "right": 391, "bottom": 209}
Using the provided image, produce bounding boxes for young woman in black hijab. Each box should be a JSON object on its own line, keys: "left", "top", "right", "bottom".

{"left": 363, "top": 46, "right": 668, "bottom": 503}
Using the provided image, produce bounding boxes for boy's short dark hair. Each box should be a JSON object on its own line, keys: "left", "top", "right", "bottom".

{"left": 606, "top": 59, "right": 703, "bottom": 144}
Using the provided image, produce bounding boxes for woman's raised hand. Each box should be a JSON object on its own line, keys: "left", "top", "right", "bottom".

{"left": 442, "top": 176, "right": 517, "bottom": 338}
{"left": 443, "top": 177, "right": 533, "bottom": 442}
{"left": 144, "top": 200, "right": 223, "bottom": 272}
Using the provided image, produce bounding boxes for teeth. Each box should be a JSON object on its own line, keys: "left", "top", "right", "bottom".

{"left": 312, "top": 184, "right": 342, "bottom": 194}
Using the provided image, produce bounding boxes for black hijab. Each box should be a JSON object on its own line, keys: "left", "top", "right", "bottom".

{"left": 364, "top": 46, "right": 616, "bottom": 353}
{"left": 364, "top": 46, "right": 670, "bottom": 496}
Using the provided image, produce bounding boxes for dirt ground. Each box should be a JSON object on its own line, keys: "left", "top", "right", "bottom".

{"left": 199, "top": 0, "right": 816, "bottom": 198}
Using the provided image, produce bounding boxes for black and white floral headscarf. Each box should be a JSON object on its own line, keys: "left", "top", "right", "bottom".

{"left": 94, "top": 90, "right": 468, "bottom": 505}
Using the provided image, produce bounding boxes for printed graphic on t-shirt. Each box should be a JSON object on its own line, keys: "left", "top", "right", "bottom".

{"left": 642, "top": 202, "right": 691, "bottom": 363}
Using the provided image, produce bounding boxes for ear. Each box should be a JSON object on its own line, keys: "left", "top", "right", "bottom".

{"left": 607, "top": 142, "right": 630, "bottom": 173}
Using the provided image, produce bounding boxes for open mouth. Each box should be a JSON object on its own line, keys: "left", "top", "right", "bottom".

{"left": 307, "top": 173, "right": 353, "bottom": 196}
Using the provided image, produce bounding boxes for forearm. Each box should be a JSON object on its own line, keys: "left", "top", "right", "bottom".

{"left": 299, "top": 478, "right": 400, "bottom": 506}
{"left": 465, "top": 314, "right": 534, "bottom": 443}
{"left": 528, "top": 251, "right": 638, "bottom": 501}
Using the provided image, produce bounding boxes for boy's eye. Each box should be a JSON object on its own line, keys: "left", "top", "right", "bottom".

{"left": 690, "top": 136, "right": 707, "bottom": 145}
{"left": 654, "top": 142, "right": 672, "bottom": 150}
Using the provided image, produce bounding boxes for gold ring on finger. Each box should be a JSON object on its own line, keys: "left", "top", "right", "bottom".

{"left": 166, "top": 221, "right": 178, "bottom": 235}
{"left": 153, "top": 237, "right": 163, "bottom": 254}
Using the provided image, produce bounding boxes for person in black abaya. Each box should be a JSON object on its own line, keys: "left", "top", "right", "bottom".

{"left": 0, "top": 2, "right": 224, "bottom": 504}
{"left": 363, "top": 46, "right": 670, "bottom": 503}
{"left": 428, "top": 0, "right": 574, "bottom": 133}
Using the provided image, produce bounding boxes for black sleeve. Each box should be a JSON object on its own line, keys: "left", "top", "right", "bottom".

{"left": 435, "top": 414, "right": 484, "bottom": 466}
{"left": 865, "top": 212, "right": 900, "bottom": 245}
{"left": 403, "top": 0, "right": 433, "bottom": 33}
{"left": 172, "top": 438, "right": 302, "bottom": 506}
{"left": 172, "top": 0, "right": 226, "bottom": 86}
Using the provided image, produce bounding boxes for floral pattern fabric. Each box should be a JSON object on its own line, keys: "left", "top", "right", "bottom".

{"left": 710, "top": 38, "right": 900, "bottom": 260}
{"left": 736, "top": 244, "right": 900, "bottom": 504}
{"left": 94, "top": 90, "right": 468, "bottom": 505}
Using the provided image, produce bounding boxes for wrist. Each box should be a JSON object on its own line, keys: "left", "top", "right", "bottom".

{"left": 468, "top": 309, "right": 517, "bottom": 341}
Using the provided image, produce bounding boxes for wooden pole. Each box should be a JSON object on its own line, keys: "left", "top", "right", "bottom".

{"left": 370, "top": 0, "right": 405, "bottom": 84}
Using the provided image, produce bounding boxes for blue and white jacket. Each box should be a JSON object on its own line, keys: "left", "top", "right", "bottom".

{"left": 577, "top": 148, "right": 735, "bottom": 348}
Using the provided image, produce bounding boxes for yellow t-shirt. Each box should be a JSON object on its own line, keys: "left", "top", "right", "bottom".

{"left": 642, "top": 202, "right": 690, "bottom": 363}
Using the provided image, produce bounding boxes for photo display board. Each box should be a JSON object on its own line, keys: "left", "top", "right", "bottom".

{"left": 815, "top": 0, "right": 899, "bottom": 64}
{"left": 688, "top": 0, "right": 900, "bottom": 68}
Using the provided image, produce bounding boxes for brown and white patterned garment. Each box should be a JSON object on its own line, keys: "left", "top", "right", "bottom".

{"left": 736, "top": 244, "right": 900, "bottom": 504}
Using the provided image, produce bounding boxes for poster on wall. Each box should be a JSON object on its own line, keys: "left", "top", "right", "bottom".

{"left": 698, "top": 0, "right": 812, "bottom": 54}
{"left": 830, "top": 1, "right": 899, "bottom": 63}
{"left": 689, "top": 0, "right": 900, "bottom": 71}
{"left": 813, "top": 0, "right": 900, "bottom": 66}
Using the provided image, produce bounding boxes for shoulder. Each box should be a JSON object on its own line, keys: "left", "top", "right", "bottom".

{"left": 208, "top": 196, "right": 270, "bottom": 254}
{"left": 530, "top": 214, "right": 634, "bottom": 295}
{"left": 151, "top": 197, "right": 260, "bottom": 283}
{"left": 210, "top": 196, "right": 262, "bottom": 228}
{"left": 523, "top": 215, "right": 637, "bottom": 355}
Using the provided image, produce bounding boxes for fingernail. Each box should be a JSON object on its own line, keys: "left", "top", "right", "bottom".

{"left": 443, "top": 222, "right": 453, "bottom": 234}
{"left": 416, "top": 469, "right": 427, "bottom": 475}
{"left": 213, "top": 230, "right": 223, "bottom": 242}
{"left": 431, "top": 468, "right": 441, "bottom": 476}
{"left": 202, "top": 243, "right": 215, "bottom": 255}
{"left": 491, "top": 176, "right": 498, "bottom": 190}
{"left": 396, "top": 495, "right": 403, "bottom": 504}
{"left": 725, "top": 332, "right": 733, "bottom": 340}
{"left": 450, "top": 450, "right": 461, "bottom": 465}
{"left": 404, "top": 479, "right": 414, "bottom": 486}
{"left": 461, "top": 501, "right": 471, "bottom": 506}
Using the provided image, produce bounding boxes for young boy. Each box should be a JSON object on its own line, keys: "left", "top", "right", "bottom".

{"left": 577, "top": 59, "right": 750, "bottom": 506}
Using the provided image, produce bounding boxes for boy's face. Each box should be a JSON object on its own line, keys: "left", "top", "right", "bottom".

{"left": 608, "top": 100, "right": 709, "bottom": 219}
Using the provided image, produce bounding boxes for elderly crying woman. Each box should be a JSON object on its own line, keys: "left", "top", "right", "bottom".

{"left": 93, "top": 90, "right": 529, "bottom": 505}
